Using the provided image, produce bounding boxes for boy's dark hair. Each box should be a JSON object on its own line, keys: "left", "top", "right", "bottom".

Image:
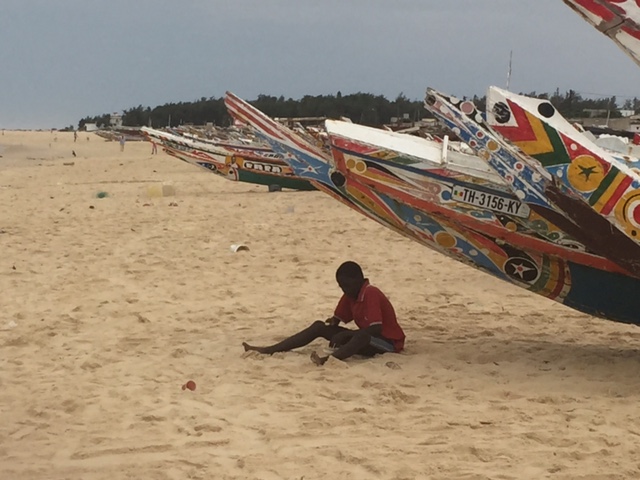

{"left": 336, "top": 261, "right": 364, "bottom": 280}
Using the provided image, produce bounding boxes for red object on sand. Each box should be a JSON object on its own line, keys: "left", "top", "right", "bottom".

{"left": 182, "top": 380, "right": 196, "bottom": 391}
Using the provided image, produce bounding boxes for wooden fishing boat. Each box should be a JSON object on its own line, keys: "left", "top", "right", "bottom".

{"left": 325, "top": 120, "right": 592, "bottom": 252}
{"left": 485, "top": 87, "right": 640, "bottom": 253}
{"left": 563, "top": 0, "right": 640, "bottom": 67}
{"left": 224, "top": 93, "right": 414, "bottom": 237}
{"left": 141, "top": 127, "right": 315, "bottom": 191}
{"left": 424, "top": 88, "right": 640, "bottom": 278}
{"left": 225, "top": 91, "right": 640, "bottom": 324}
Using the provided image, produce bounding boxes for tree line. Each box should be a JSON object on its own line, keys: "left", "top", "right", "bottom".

{"left": 78, "top": 89, "right": 640, "bottom": 130}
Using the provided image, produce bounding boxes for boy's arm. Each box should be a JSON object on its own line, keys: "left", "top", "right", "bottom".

{"left": 330, "top": 294, "right": 352, "bottom": 326}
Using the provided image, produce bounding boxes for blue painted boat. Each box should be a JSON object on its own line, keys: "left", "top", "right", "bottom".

{"left": 424, "top": 89, "right": 640, "bottom": 278}
{"left": 225, "top": 91, "right": 640, "bottom": 325}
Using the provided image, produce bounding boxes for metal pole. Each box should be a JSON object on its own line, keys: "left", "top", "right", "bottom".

{"left": 506, "top": 50, "right": 513, "bottom": 90}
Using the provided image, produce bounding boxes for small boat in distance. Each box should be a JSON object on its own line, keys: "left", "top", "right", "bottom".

{"left": 142, "top": 127, "right": 316, "bottom": 191}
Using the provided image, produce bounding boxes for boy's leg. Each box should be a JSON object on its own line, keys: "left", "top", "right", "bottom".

{"left": 330, "top": 329, "right": 373, "bottom": 360}
{"left": 311, "top": 332, "right": 394, "bottom": 365}
{"left": 243, "top": 321, "right": 348, "bottom": 354}
{"left": 311, "top": 329, "right": 372, "bottom": 365}
{"left": 359, "top": 336, "right": 395, "bottom": 356}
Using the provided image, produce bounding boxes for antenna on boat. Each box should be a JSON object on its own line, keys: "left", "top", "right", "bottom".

{"left": 506, "top": 50, "right": 513, "bottom": 90}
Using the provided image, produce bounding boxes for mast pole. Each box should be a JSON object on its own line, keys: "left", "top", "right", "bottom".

{"left": 506, "top": 50, "right": 513, "bottom": 90}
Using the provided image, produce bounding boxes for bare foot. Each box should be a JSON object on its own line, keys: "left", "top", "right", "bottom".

{"left": 242, "top": 342, "right": 270, "bottom": 354}
{"left": 310, "top": 351, "right": 328, "bottom": 366}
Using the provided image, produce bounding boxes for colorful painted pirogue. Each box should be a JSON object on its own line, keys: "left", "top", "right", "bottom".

{"left": 224, "top": 92, "right": 414, "bottom": 237}
{"left": 325, "top": 120, "right": 591, "bottom": 252}
{"left": 141, "top": 127, "right": 316, "bottom": 191}
{"left": 424, "top": 88, "right": 640, "bottom": 278}
{"left": 486, "top": 87, "right": 640, "bottom": 249}
{"left": 324, "top": 119, "right": 640, "bottom": 323}
{"left": 225, "top": 92, "right": 640, "bottom": 324}
{"left": 563, "top": 0, "right": 640, "bottom": 67}
{"left": 560, "top": 1, "right": 640, "bottom": 247}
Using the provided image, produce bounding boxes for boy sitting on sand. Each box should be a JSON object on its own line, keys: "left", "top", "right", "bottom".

{"left": 243, "top": 261, "right": 405, "bottom": 365}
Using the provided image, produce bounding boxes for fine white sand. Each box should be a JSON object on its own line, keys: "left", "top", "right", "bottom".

{"left": 1, "top": 130, "right": 640, "bottom": 479}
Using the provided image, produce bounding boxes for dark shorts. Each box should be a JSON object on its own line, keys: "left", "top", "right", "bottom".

{"left": 360, "top": 336, "right": 395, "bottom": 356}
{"left": 327, "top": 326, "right": 395, "bottom": 356}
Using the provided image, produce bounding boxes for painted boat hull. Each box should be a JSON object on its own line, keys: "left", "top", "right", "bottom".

{"left": 142, "top": 127, "right": 316, "bottom": 191}
{"left": 326, "top": 120, "right": 596, "bottom": 255}
{"left": 486, "top": 87, "right": 640, "bottom": 248}
{"left": 225, "top": 91, "right": 640, "bottom": 325}
{"left": 165, "top": 146, "right": 316, "bottom": 191}
{"left": 424, "top": 89, "right": 640, "bottom": 277}
{"left": 563, "top": 0, "right": 640, "bottom": 67}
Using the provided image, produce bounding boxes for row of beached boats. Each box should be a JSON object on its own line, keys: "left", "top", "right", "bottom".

{"left": 142, "top": 0, "right": 640, "bottom": 326}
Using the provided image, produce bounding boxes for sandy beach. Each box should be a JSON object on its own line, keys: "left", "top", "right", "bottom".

{"left": 2, "top": 130, "right": 640, "bottom": 479}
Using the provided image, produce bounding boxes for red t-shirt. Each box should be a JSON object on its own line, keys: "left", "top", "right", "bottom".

{"left": 333, "top": 279, "right": 405, "bottom": 352}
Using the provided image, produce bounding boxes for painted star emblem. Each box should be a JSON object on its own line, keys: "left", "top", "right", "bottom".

{"left": 578, "top": 165, "right": 598, "bottom": 180}
{"left": 509, "top": 261, "right": 535, "bottom": 279}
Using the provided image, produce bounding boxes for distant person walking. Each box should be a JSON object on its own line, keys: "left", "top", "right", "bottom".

{"left": 119, "top": 135, "right": 126, "bottom": 152}
{"left": 73, "top": 131, "right": 78, "bottom": 142}
{"left": 151, "top": 141, "right": 158, "bottom": 155}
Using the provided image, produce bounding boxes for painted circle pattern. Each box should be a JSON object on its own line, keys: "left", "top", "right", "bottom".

{"left": 487, "top": 140, "right": 499, "bottom": 152}
{"left": 435, "top": 232, "right": 456, "bottom": 248}
{"left": 615, "top": 189, "right": 640, "bottom": 236}
{"left": 461, "top": 102, "right": 475, "bottom": 115}
{"left": 567, "top": 155, "right": 605, "bottom": 192}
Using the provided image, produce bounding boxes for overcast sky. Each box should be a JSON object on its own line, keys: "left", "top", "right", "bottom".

{"left": 1, "top": 0, "right": 639, "bottom": 129}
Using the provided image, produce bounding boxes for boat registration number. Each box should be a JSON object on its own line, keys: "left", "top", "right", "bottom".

{"left": 243, "top": 160, "right": 282, "bottom": 174}
{"left": 452, "top": 186, "right": 530, "bottom": 218}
